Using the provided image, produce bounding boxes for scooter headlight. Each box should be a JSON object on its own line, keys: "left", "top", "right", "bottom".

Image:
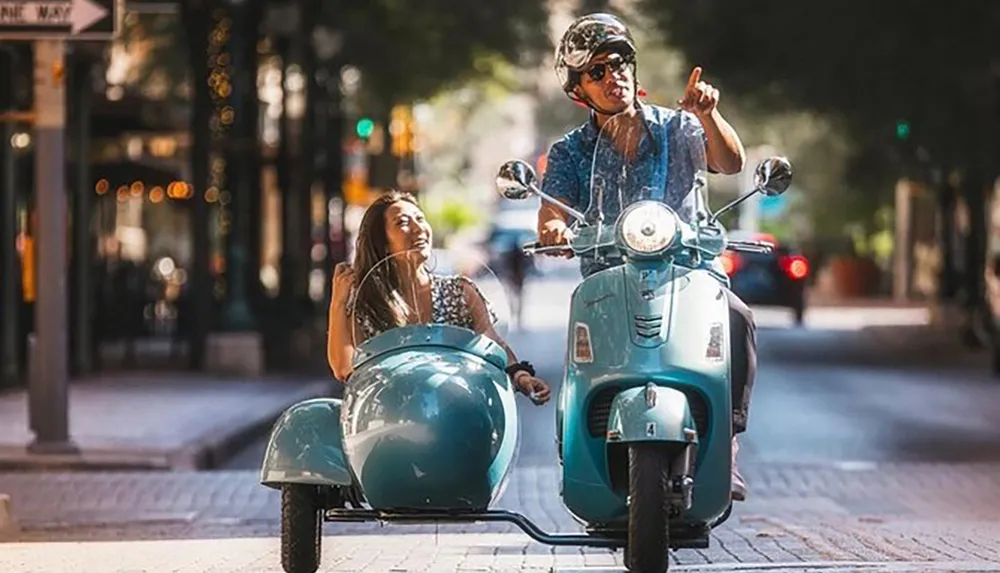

{"left": 618, "top": 202, "right": 678, "bottom": 255}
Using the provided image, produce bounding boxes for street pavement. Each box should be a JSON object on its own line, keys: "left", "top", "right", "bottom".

{"left": 3, "top": 273, "right": 1000, "bottom": 572}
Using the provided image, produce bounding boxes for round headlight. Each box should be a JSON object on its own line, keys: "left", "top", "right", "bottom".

{"left": 619, "top": 203, "right": 677, "bottom": 254}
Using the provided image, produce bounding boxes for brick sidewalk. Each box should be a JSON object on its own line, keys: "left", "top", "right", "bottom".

{"left": 0, "top": 373, "right": 331, "bottom": 471}
{"left": 3, "top": 463, "right": 1000, "bottom": 570}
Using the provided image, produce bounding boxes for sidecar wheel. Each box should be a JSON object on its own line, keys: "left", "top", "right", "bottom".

{"left": 627, "top": 444, "right": 671, "bottom": 573}
{"left": 281, "top": 485, "right": 322, "bottom": 573}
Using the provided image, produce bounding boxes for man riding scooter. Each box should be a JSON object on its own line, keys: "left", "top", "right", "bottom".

{"left": 537, "top": 13, "right": 755, "bottom": 501}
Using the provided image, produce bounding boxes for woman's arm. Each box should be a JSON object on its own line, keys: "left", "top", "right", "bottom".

{"left": 461, "top": 280, "right": 551, "bottom": 404}
{"left": 327, "top": 263, "right": 359, "bottom": 382}
{"left": 461, "top": 280, "right": 517, "bottom": 363}
{"left": 326, "top": 299, "right": 356, "bottom": 382}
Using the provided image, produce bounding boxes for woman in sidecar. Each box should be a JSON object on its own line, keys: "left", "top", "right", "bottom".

{"left": 327, "top": 190, "right": 550, "bottom": 401}
{"left": 262, "top": 190, "right": 550, "bottom": 573}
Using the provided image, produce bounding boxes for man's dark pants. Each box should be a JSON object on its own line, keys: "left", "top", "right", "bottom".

{"left": 724, "top": 288, "right": 756, "bottom": 434}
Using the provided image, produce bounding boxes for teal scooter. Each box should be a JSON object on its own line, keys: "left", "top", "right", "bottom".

{"left": 259, "top": 110, "right": 791, "bottom": 573}
{"left": 494, "top": 110, "right": 792, "bottom": 572}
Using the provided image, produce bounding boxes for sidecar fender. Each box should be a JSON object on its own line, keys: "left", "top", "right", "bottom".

{"left": 605, "top": 385, "right": 699, "bottom": 445}
{"left": 260, "top": 398, "right": 353, "bottom": 488}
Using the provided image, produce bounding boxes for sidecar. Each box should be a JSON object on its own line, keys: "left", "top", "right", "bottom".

{"left": 260, "top": 323, "right": 520, "bottom": 573}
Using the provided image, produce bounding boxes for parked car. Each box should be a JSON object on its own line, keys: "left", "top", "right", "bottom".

{"left": 722, "top": 231, "right": 810, "bottom": 324}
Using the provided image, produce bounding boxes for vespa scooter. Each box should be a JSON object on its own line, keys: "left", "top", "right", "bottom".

{"left": 494, "top": 110, "right": 792, "bottom": 572}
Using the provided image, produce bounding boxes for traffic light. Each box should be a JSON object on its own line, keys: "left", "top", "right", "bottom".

{"left": 895, "top": 120, "right": 910, "bottom": 141}
{"left": 356, "top": 117, "right": 375, "bottom": 139}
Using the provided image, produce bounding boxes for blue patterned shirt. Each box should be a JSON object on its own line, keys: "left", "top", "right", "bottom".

{"left": 541, "top": 103, "right": 708, "bottom": 277}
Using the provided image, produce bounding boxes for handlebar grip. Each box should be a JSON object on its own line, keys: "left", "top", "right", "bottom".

{"left": 728, "top": 240, "right": 774, "bottom": 254}
{"left": 522, "top": 241, "right": 571, "bottom": 256}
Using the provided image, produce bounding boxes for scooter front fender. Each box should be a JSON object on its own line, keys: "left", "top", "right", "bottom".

{"left": 605, "top": 385, "right": 698, "bottom": 445}
{"left": 259, "top": 398, "right": 353, "bottom": 488}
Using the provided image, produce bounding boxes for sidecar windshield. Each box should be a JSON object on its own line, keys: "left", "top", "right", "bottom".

{"left": 579, "top": 107, "right": 710, "bottom": 253}
{"left": 350, "top": 248, "right": 511, "bottom": 349}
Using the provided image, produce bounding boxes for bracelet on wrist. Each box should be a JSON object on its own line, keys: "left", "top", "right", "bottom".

{"left": 505, "top": 360, "right": 535, "bottom": 381}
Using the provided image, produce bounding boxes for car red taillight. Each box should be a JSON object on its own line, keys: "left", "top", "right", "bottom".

{"left": 780, "top": 255, "right": 809, "bottom": 280}
{"left": 721, "top": 252, "right": 741, "bottom": 276}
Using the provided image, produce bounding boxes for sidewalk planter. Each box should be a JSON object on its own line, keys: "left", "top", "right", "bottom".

{"left": 829, "top": 256, "right": 880, "bottom": 298}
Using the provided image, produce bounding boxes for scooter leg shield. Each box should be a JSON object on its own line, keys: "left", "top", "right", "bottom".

{"left": 605, "top": 385, "right": 698, "bottom": 445}
{"left": 260, "top": 398, "right": 353, "bottom": 488}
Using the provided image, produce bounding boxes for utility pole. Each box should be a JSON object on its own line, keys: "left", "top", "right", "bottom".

{"left": 0, "top": 0, "right": 121, "bottom": 453}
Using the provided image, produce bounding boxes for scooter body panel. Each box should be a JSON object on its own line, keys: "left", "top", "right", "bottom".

{"left": 558, "top": 260, "right": 733, "bottom": 527}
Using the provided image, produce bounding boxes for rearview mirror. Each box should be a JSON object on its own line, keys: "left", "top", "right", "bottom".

{"left": 707, "top": 156, "right": 793, "bottom": 225}
{"left": 754, "top": 157, "right": 792, "bottom": 197}
{"left": 496, "top": 160, "right": 537, "bottom": 200}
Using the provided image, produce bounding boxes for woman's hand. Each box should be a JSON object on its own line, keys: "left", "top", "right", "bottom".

{"left": 514, "top": 372, "right": 551, "bottom": 405}
{"left": 332, "top": 262, "right": 356, "bottom": 305}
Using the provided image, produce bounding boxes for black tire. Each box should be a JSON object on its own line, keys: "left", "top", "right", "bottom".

{"left": 281, "top": 485, "right": 322, "bottom": 573}
{"left": 627, "top": 444, "right": 671, "bottom": 573}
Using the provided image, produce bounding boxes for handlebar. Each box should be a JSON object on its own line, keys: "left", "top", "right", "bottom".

{"left": 727, "top": 240, "right": 774, "bottom": 254}
{"left": 524, "top": 239, "right": 774, "bottom": 257}
{"left": 521, "top": 241, "right": 572, "bottom": 256}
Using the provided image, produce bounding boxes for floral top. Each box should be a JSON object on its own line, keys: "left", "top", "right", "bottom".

{"left": 353, "top": 274, "right": 499, "bottom": 341}
{"left": 540, "top": 103, "right": 709, "bottom": 277}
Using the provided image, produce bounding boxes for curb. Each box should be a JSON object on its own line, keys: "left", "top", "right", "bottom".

{"left": 168, "top": 380, "right": 332, "bottom": 470}
{"left": 0, "top": 452, "right": 170, "bottom": 472}
{"left": 0, "top": 494, "right": 17, "bottom": 535}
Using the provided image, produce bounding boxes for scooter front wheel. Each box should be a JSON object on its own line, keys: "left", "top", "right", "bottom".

{"left": 281, "top": 484, "right": 323, "bottom": 573}
{"left": 627, "top": 443, "right": 671, "bottom": 573}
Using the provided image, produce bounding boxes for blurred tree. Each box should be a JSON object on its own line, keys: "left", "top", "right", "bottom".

{"left": 126, "top": 0, "right": 551, "bottom": 109}
{"left": 636, "top": 0, "right": 999, "bottom": 180}
{"left": 117, "top": 12, "right": 189, "bottom": 102}
{"left": 637, "top": 0, "right": 1000, "bottom": 322}
{"left": 423, "top": 197, "right": 481, "bottom": 246}
{"left": 334, "top": 0, "right": 550, "bottom": 105}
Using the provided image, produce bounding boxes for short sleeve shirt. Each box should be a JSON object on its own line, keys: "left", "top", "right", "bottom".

{"left": 354, "top": 275, "right": 499, "bottom": 341}
{"left": 540, "top": 103, "right": 708, "bottom": 277}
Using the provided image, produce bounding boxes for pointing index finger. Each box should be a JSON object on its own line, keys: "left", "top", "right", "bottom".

{"left": 687, "top": 66, "right": 703, "bottom": 90}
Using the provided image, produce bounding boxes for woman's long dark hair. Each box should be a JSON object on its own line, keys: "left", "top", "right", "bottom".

{"left": 350, "top": 190, "right": 422, "bottom": 335}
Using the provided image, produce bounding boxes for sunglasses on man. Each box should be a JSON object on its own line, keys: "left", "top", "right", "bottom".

{"left": 584, "top": 52, "right": 635, "bottom": 82}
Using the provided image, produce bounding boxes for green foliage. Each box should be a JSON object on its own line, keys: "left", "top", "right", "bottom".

{"left": 122, "top": 0, "right": 551, "bottom": 112}
{"left": 333, "top": 0, "right": 551, "bottom": 106}
{"left": 636, "top": 0, "right": 1000, "bottom": 173}
{"left": 422, "top": 196, "right": 481, "bottom": 243}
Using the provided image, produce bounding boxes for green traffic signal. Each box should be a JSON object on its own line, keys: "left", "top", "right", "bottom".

{"left": 895, "top": 120, "right": 910, "bottom": 140}
{"left": 356, "top": 118, "right": 375, "bottom": 139}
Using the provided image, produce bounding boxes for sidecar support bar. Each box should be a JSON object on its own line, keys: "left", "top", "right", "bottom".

{"left": 324, "top": 508, "right": 624, "bottom": 549}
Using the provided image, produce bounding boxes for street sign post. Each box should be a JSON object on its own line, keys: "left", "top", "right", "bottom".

{"left": 27, "top": 38, "right": 75, "bottom": 454}
{"left": 0, "top": 0, "right": 122, "bottom": 40}
{"left": 0, "top": 0, "right": 122, "bottom": 454}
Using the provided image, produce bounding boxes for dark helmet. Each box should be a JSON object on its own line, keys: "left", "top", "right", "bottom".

{"left": 554, "top": 13, "right": 637, "bottom": 93}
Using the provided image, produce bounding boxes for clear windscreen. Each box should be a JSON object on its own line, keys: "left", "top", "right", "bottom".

{"left": 587, "top": 108, "right": 710, "bottom": 224}
{"left": 350, "top": 248, "right": 511, "bottom": 348}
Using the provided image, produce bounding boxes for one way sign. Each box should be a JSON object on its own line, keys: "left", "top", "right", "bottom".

{"left": 0, "top": 0, "right": 122, "bottom": 40}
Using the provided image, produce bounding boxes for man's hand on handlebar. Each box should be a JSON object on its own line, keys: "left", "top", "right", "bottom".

{"left": 537, "top": 220, "right": 574, "bottom": 258}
